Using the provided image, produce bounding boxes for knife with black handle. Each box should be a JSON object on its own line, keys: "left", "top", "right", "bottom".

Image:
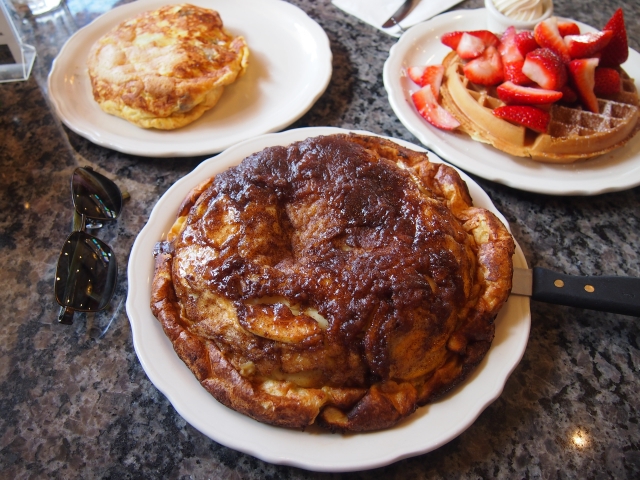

{"left": 511, "top": 267, "right": 640, "bottom": 317}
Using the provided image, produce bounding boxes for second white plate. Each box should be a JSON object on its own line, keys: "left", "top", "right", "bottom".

{"left": 48, "top": 0, "right": 332, "bottom": 157}
{"left": 383, "top": 9, "right": 640, "bottom": 196}
{"left": 126, "top": 126, "right": 531, "bottom": 472}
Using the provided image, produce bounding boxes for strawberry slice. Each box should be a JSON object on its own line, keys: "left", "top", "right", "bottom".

{"left": 593, "top": 67, "right": 621, "bottom": 95}
{"left": 564, "top": 31, "right": 613, "bottom": 59}
{"left": 463, "top": 46, "right": 504, "bottom": 86}
{"left": 559, "top": 85, "right": 579, "bottom": 104}
{"left": 557, "top": 21, "right": 581, "bottom": 37}
{"left": 493, "top": 105, "right": 551, "bottom": 133}
{"left": 599, "top": 8, "right": 628, "bottom": 67}
{"left": 406, "top": 64, "right": 445, "bottom": 95}
{"left": 504, "top": 60, "right": 531, "bottom": 85}
{"left": 522, "top": 48, "right": 567, "bottom": 91}
{"left": 499, "top": 26, "right": 523, "bottom": 63}
{"left": 534, "top": 17, "right": 571, "bottom": 63}
{"left": 568, "top": 58, "right": 600, "bottom": 113}
{"left": 499, "top": 27, "right": 529, "bottom": 84}
{"left": 441, "top": 30, "right": 501, "bottom": 50}
{"left": 468, "top": 30, "right": 501, "bottom": 48}
{"left": 441, "top": 31, "right": 464, "bottom": 49}
{"left": 421, "top": 65, "right": 445, "bottom": 97}
{"left": 407, "top": 66, "right": 427, "bottom": 86}
{"left": 411, "top": 85, "right": 460, "bottom": 130}
{"left": 497, "top": 81, "right": 563, "bottom": 105}
{"left": 457, "top": 32, "right": 487, "bottom": 59}
{"left": 515, "top": 31, "right": 539, "bottom": 57}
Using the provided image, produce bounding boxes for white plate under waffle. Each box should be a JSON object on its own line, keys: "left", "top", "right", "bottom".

{"left": 384, "top": 9, "right": 640, "bottom": 196}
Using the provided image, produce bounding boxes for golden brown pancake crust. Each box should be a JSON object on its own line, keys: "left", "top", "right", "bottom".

{"left": 150, "top": 134, "right": 515, "bottom": 431}
{"left": 87, "top": 4, "right": 249, "bottom": 129}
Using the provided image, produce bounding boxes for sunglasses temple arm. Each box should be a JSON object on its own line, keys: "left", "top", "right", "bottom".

{"left": 56, "top": 219, "right": 85, "bottom": 325}
{"left": 73, "top": 210, "right": 86, "bottom": 232}
{"left": 58, "top": 306, "right": 75, "bottom": 325}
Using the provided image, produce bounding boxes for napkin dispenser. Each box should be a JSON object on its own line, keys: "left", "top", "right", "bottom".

{"left": 0, "top": 1, "right": 36, "bottom": 83}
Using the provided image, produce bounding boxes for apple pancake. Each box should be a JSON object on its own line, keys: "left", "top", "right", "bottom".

{"left": 87, "top": 4, "right": 249, "bottom": 130}
{"left": 150, "top": 133, "right": 515, "bottom": 432}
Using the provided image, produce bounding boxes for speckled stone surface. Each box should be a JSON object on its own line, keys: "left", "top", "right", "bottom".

{"left": 1, "top": 0, "right": 639, "bottom": 477}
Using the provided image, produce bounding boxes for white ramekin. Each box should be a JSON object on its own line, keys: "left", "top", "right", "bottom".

{"left": 484, "top": 0, "right": 554, "bottom": 33}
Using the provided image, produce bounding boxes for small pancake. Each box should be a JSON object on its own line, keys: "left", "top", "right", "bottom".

{"left": 87, "top": 4, "right": 249, "bottom": 130}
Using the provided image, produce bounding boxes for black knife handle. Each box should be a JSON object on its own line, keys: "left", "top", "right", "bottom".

{"left": 532, "top": 267, "right": 640, "bottom": 317}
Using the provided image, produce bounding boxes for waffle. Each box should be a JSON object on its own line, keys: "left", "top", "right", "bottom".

{"left": 440, "top": 51, "right": 640, "bottom": 163}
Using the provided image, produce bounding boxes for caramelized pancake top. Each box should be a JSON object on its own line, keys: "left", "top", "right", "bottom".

{"left": 151, "top": 134, "right": 515, "bottom": 431}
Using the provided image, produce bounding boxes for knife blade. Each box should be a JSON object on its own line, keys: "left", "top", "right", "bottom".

{"left": 382, "top": 0, "right": 416, "bottom": 28}
{"left": 511, "top": 267, "right": 640, "bottom": 317}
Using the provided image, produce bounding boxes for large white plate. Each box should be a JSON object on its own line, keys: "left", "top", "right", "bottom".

{"left": 126, "top": 127, "right": 531, "bottom": 472}
{"left": 383, "top": 9, "right": 640, "bottom": 196}
{"left": 47, "top": 0, "right": 332, "bottom": 157}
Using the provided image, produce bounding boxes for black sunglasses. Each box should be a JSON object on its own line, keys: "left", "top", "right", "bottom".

{"left": 55, "top": 167, "right": 124, "bottom": 325}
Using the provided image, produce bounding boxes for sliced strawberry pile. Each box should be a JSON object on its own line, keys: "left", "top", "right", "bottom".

{"left": 405, "top": 8, "right": 630, "bottom": 133}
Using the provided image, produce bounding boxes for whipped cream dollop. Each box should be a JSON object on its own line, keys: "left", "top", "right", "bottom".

{"left": 491, "top": 0, "right": 550, "bottom": 21}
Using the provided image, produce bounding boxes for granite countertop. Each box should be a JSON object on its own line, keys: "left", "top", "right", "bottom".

{"left": 1, "top": 0, "right": 639, "bottom": 477}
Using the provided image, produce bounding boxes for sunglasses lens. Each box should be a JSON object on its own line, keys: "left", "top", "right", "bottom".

{"left": 55, "top": 231, "right": 118, "bottom": 312}
{"left": 72, "top": 168, "right": 123, "bottom": 221}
